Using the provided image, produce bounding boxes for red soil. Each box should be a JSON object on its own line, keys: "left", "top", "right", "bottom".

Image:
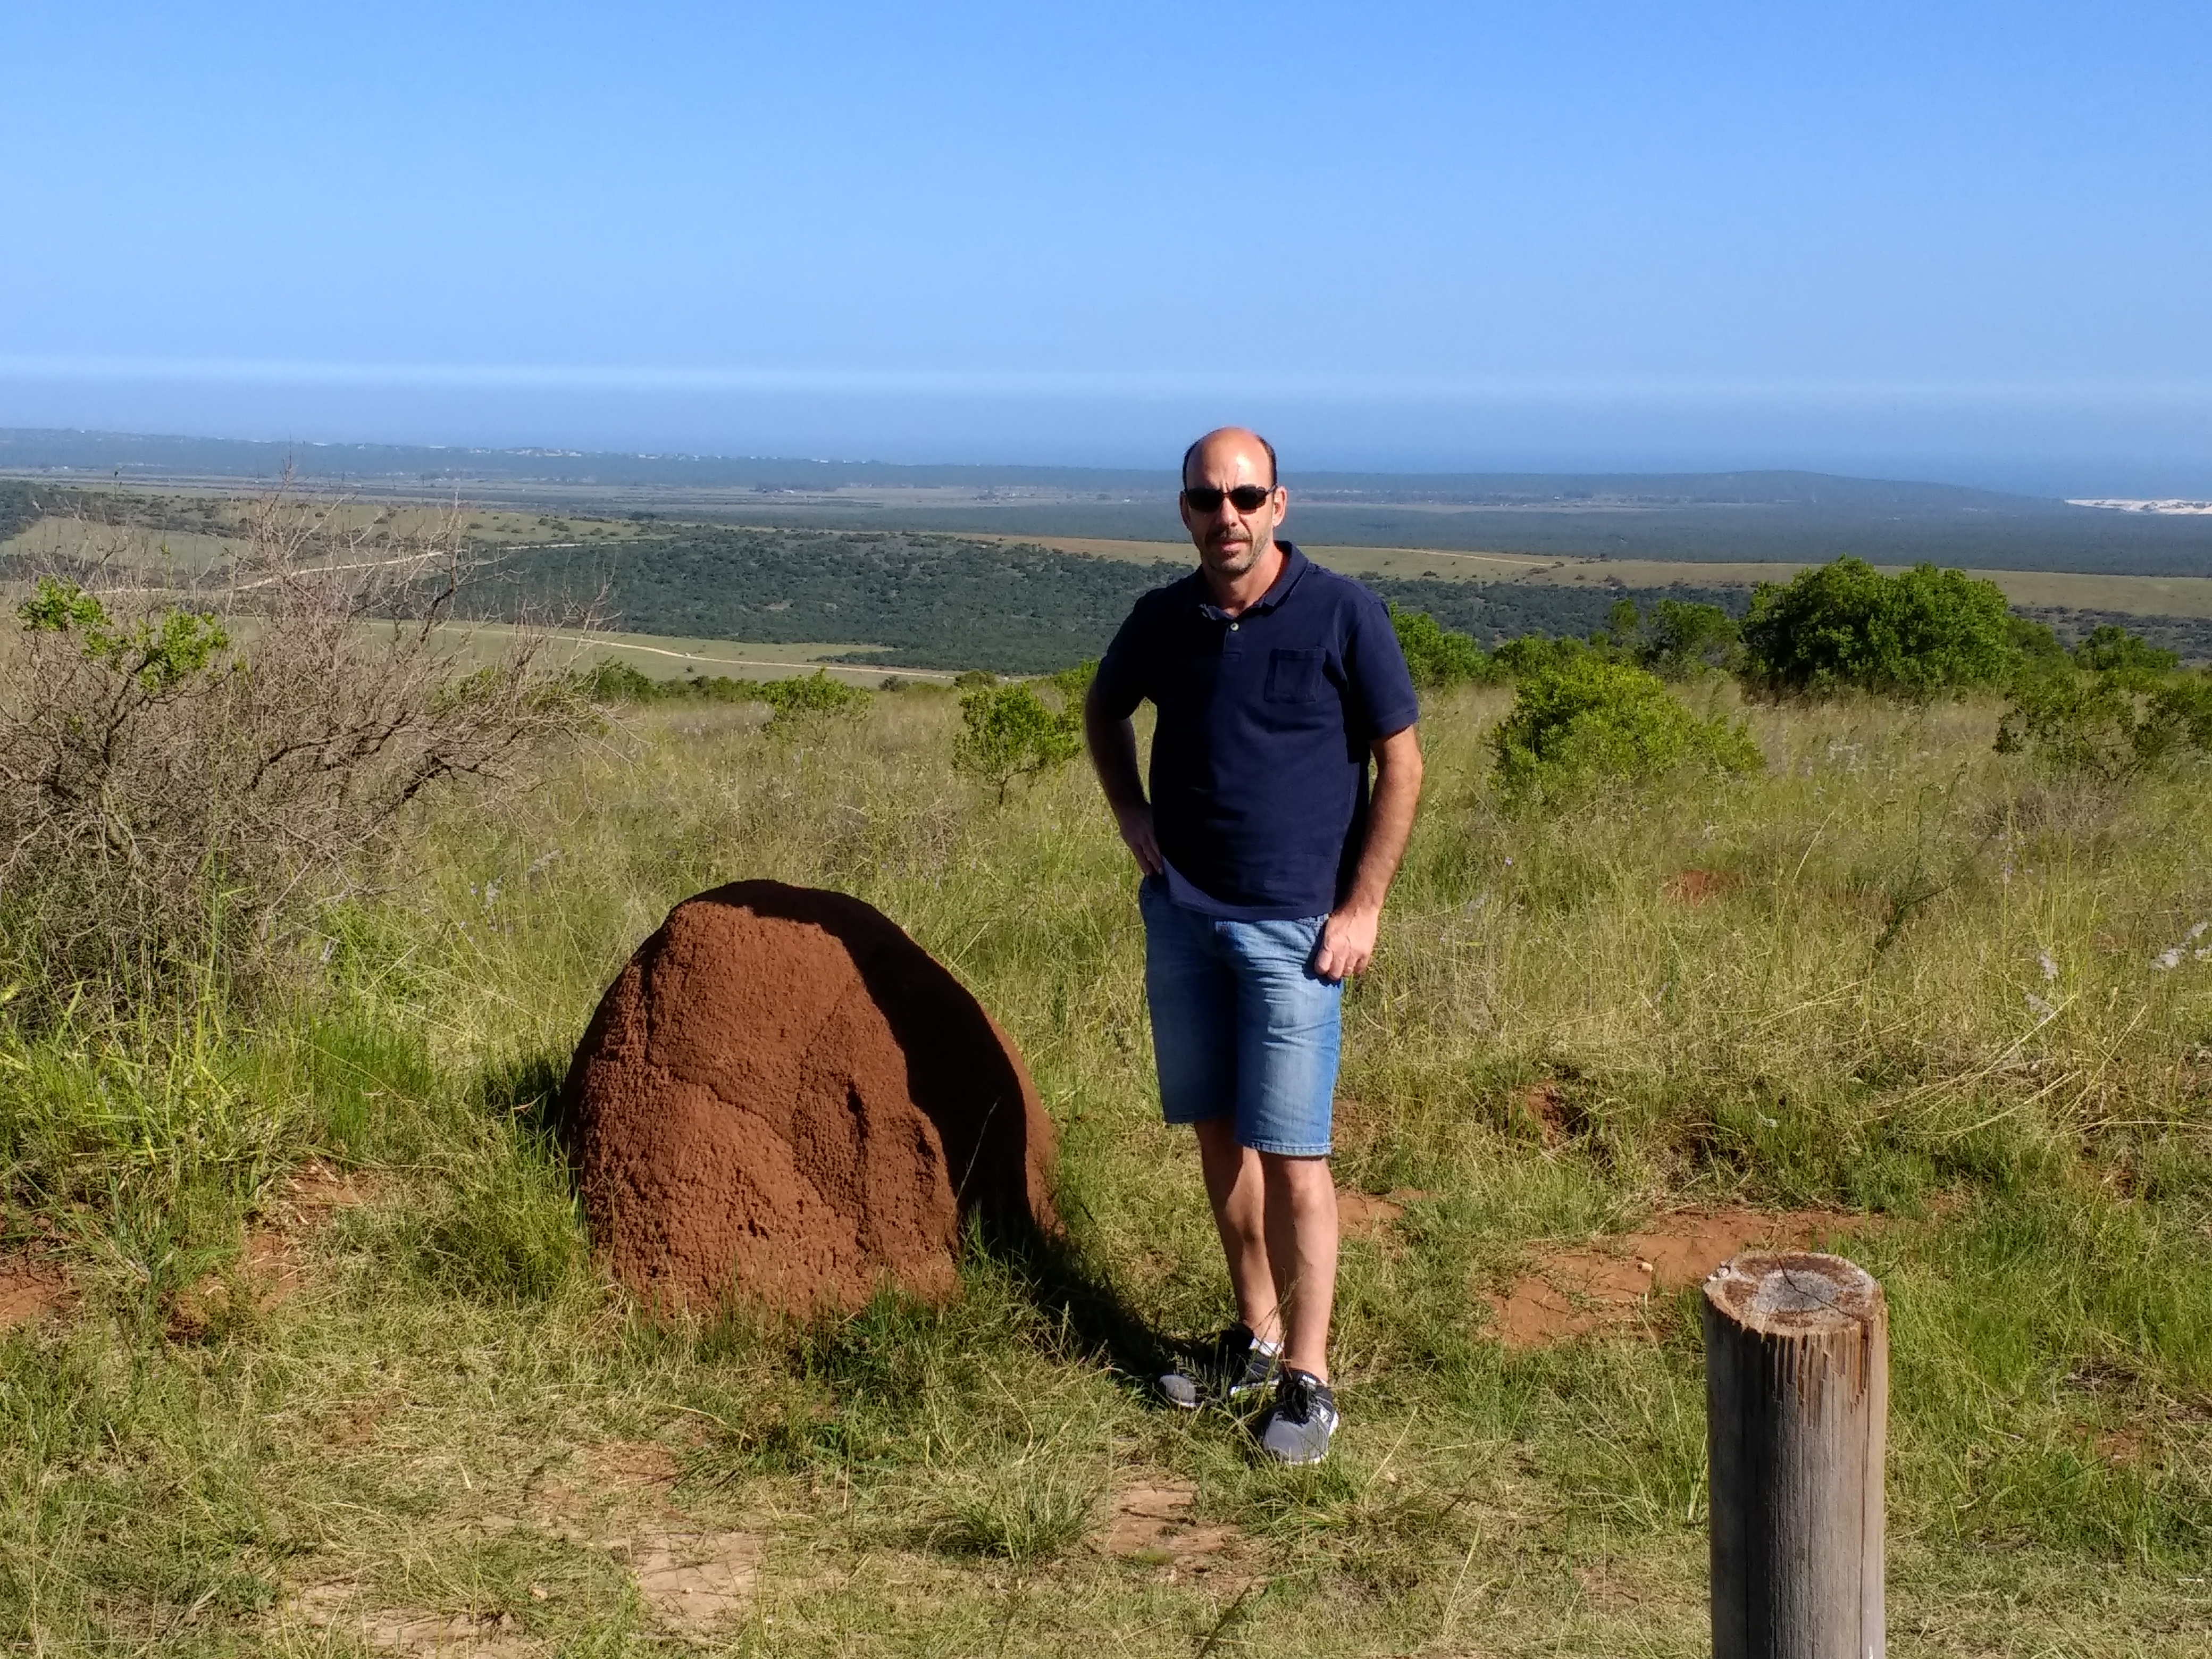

{"left": 1663, "top": 868, "right": 1744, "bottom": 904}
{"left": 1488, "top": 1207, "right": 1874, "bottom": 1349}
{"left": 563, "top": 880, "right": 1058, "bottom": 1315}
{"left": 0, "top": 1252, "right": 70, "bottom": 1330}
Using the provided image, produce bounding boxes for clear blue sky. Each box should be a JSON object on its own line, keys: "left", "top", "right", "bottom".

{"left": 4, "top": 2, "right": 2208, "bottom": 491}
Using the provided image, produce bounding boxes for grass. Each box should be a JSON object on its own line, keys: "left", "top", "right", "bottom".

{"left": 2, "top": 683, "right": 2209, "bottom": 1654}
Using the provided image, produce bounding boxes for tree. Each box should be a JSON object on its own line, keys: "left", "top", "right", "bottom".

{"left": 1740, "top": 557, "right": 2016, "bottom": 696}
{"left": 1389, "top": 605, "right": 1496, "bottom": 690}
{"left": 953, "top": 681, "right": 1082, "bottom": 805}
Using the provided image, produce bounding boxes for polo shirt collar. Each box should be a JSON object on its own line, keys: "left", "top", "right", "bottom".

{"left": 1195, "top": 541, "right": 1308, "bottom": 620}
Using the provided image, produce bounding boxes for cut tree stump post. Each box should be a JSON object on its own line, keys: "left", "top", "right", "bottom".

{"left": 1704, "top": 1251, "right": 1887, "bottom": 1659}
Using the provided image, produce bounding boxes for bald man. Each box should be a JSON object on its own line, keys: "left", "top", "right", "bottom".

{"left": 1085, "top": 428, "right": 1423, "bottom": 1464}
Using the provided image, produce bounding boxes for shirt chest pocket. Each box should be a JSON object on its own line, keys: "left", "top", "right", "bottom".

{"left": 1263, "top": 648, "right": 1327, "bottom": 703}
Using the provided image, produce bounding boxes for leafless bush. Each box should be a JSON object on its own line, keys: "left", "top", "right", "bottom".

{"left": 0, "top": 482, "right": 593, "bottom": 1015}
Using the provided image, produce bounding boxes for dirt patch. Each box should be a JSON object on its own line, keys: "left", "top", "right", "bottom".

{"left": 279, "top": 1159, "right": 383, "bottom": 1224}
{"left": 564, "top": 879, "right": 1058, "bottom": 1315}
{"left": 1336, "top": 1188, "right": 1429, "bottom": 1242}
{"left": 1664, "top": 869, "right": 1742, "bottom": 904}
{"left": 1098, "top": 1480, "right": 1255, "bottom": 1589}
{"left": 1488, "top": 1208, "right": 1872, "bottom": 1350}
{"left": 291, "top": 1583, "right": 538, "bottom": 1657}
{"left": 170, "top": 1161, "right": 382, "bottom": 1340}
{"left": 615, "top": 1527, "right": 765, "bottom": 1633}
{"left": 1516, "top": 1082, "right": 1573, "bottom": 1144}
{"left": 586, "top": 1438, "right": 682, "bottom": 1489}
{"left": 491, "top": 1443, "right": 763, "bottom": 1633}
{"left": 0, "top": 1252, "right": 72, "bottom": 1330}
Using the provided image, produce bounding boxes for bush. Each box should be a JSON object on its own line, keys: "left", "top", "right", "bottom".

{"left": 1390, "top": 605, "right": 1497, "bottom": 690}
{"left": 1637, "top": 598, "right": 1742, "bottom": 679}
{"left": 757, "top": 668, "right": 870, "bottom": 724}
{"left": 1492, "top": 633, "right": 1588, "bottom": 680}
{"left": 2072, "top": 623, "right": 2180, "bottom": 684}
{"left": 1741, "top": 557, "right": 2017, "bottom": 697}
{"left": 1997, "top": 650, "right": 2212, "bottom": 784}
{"left": 1492, "top": 657, "right": 1762, "bottom": 798}
{"left": 953, "top": 682, "right": 1082, "bottom": 805}
{"left": 577, "top": 659, "right": 870, "bottom": 726}
{"left": 0, "top": 498, "right": 586, "bottom": 1016}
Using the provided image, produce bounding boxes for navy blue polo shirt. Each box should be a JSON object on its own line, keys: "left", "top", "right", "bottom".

{"left": 1092, "top": 543, "right": 1420, "bottom": 920}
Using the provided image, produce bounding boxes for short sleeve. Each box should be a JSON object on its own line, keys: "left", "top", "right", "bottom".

{"left": 1344, "top": 590, "right": 1420, "bottom": 740}
{"left": 1090, "top": 594, "right": 1157, "bottom": 720}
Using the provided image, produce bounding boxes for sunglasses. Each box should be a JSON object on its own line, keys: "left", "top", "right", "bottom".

{"left": 1182, "top": 484, "right": 1275, "bottom": 514}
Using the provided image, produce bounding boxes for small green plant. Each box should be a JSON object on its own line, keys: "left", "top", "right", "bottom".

{"left": 1492, "top": 656, "right": 1762, "bottom": 798}
{"left": 1390, "top": 605, "right": 1497, "bottom": 691}
{"left": 18, "top": 576, "right": 230, "bottom": 693}
{"left": 953, "top": 681, "right": 1082, "bottom": 804}
{"left": 757, "top": 668, "right": 870, "bottom": 725}
{"left": 1740, "top": 557, "right": 2017, "bottom": 697}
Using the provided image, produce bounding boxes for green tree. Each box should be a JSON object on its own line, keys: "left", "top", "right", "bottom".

{"left": 1740, "top": 557, "right": 2016, "bottom": 697}
{"left": 1639, "top": 598, "right": 1741, "bottom": 679}
{"left": 1389, "top": 605, "right": 1496, "bottom": 690}
{"left": 1492, "top": 656, "right": 1762, "bottom": 798}
{"left": 953, "top": 681, "right": 1083, "bottom": 804}
{"left": 2072, "top": 623, "right": 2179, "bottom": 685}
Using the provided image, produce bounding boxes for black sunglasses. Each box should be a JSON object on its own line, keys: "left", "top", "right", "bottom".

{"left": 1182, "top": 484, "right": 1275, "bottom": 514}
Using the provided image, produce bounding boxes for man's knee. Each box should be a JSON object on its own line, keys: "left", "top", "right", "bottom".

{"left": 1257, "top": 1150, "right": 1335, "bottom": 1210}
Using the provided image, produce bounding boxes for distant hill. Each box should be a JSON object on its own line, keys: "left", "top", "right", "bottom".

{"left": 7, "top": 427, "right": 2211, "bottom": 575}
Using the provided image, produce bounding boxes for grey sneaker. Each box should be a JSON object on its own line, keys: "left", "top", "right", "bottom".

{"left": 1257, "top": 1368, "right": 1339, "bottom": 1465}
{"left": 1157, "top": 1323, "right": 1279, "bottom": 1411}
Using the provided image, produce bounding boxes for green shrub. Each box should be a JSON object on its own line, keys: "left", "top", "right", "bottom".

{"left": 1492, "top": 657, "right": 1762, "bottom": 797}
{"left": 1390, "top": 605, "right": 1496, "bottom": 691}
{"left": 1043, "top": 658, "right": 1098, "bottom": 702}
{"left": 575, "top": 657, "right": 665, "bottom": 701}
{"left": 1638, "top": 598, "right": 1742, "bottom": 679}
{"left": 577, "top": 659, "right": 869, "bottom": 725}
{"left": 1492, "top": 633, "right": 1588, "bottom": 680}
{"left": 2072, "top": 623, "right": 2180, "bottom": 685}
{"left": 757, "top": 668, "right": 870, "bottom": 723}
{"left": 953, "top": 682, "right": 1082, "bottom": 805}
{"left": 1740, "top": 557, "right": 2017, "bottom": 697}
{"left": 1998, "top": 656, "right": 2212, "bottom": 784}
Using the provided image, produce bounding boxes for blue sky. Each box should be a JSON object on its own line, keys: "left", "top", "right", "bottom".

{"left": 3, "top": 2, "right": 2209, "bottom": 490}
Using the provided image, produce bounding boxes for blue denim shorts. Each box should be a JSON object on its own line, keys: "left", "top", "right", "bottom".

{"left": 1138, "top": 876, "right": 1343, "bottom": 1157}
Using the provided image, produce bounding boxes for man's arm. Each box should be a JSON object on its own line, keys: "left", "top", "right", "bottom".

{"left": 1084, "top": 683, "right": 1164, "bottom": 876}
{"left": 1313, "top": 724, "right": 1423, "bottom": 981}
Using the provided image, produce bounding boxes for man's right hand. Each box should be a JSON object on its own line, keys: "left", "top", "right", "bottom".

{"left": 1115, "top": 801, "right": 1166, "bottom": 877}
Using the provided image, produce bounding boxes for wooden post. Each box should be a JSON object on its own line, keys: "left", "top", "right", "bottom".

{"left": 1704, "top": 1251, "right": 1887, "bottom": 1659}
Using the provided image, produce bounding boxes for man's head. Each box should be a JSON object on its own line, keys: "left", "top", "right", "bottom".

{"left": 1179, "top": 427, "right": 1286, "bottom": 583}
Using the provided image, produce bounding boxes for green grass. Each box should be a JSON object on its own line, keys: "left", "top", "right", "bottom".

{"left": 2, "top": 685, "right": 2209, "bottom": 1654}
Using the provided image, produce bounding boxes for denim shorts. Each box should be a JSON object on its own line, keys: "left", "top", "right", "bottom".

{"left": 1138, "top": 876, "right": 1343, "bottom": 1157}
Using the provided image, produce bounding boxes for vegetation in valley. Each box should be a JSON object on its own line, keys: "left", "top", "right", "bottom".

{"left": 483, "top": 525, "right": 1739, "bottom": 676}
{"left": 2, "top": 513, "right": 2210, "bottom": 1655}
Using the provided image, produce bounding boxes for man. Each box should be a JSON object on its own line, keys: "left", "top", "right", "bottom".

{"left": 1084, "top": 427, "right": 1423, "bottom": 1465}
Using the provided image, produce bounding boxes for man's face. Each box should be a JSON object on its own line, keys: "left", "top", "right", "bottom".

{"left": 1179, "top": 436, "right": 1285, "bottom": 583}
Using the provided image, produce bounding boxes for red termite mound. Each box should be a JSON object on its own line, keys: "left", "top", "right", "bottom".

{"left": 562, "top": 880, "right": 1057, "bottom": 1314}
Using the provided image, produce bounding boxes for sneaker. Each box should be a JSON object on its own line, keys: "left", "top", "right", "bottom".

{"left": 1157, "top": 1323, "right": 1279, "bottom": 1411}
{"left": 1257, "top": 1368, "right": 1339, "bottom": 1465}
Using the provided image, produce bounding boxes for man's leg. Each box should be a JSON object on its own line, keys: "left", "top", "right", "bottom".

{"left": 1194, "top": 1117, "right": 1279, "bottom": 1346}
{"left": 1224, "top": 914, "right": 1344, "bottom": 1382}
{"left": 1259, "top": 1152, "right": 1338, "bottom": 1381}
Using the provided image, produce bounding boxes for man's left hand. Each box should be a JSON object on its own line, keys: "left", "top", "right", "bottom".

{"left": 1313, "top": 906, "right": 1380, "bottom": 983}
